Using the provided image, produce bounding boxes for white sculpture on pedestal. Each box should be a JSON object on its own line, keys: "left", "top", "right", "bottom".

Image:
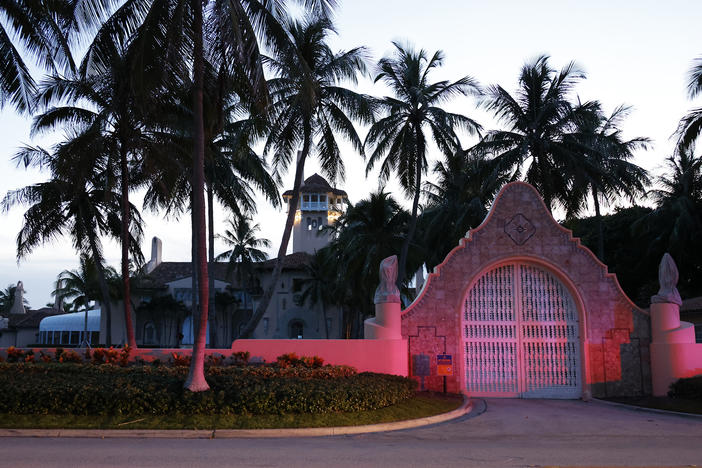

{"left": 651, "top": 253, "right": 682, "bottom": 306}
{"left": 373, "top": 255, "right": 401, "bottom": 304}
{"left": 9, "top": 281, "right": 26, "bottom": 315}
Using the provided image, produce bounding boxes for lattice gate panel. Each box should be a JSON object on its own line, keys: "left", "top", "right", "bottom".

{"left": 519, "top": 264, "right": 581, "bottom": 398}
{"left": 463, "top": 264, "right": 519, "bottom": 396}
{"left": 462, "top": 263, "right": 582, "bottom": 398}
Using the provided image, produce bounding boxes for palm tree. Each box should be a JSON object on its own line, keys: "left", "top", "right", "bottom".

{"left": 637, "top": 146, "right": 702, "bottom": 294}
{"left": 419, "top": 148, "right": 510, "bottom": 269}
{"left": 296, "top": 251, "right": 333, "bottom": 338}
{"left": 30, "top": 39, "right": 149, "bottom": 349}
{"left": 364, "top": 42, "right": 481, "bottom": 288}
{"left": 476, "top": 55, "right": 587, "bottom": 212}
{"left": 216, "top": 215, "right": 271, "bottom": 287}
{"left": 565, "top": 103, "right": 650, "bottom": 259}
{"left": 4, "top": 135, "right": 143, "bottom": 346}
{"left": 238, "top": 15, "right": 375, "bottom": 339}
{"left": 677, "top": 56, "right": 702, "bottom": 151}
{"left": 320, "top": 190, "right": 416, "bottom": 336}
{"left": 0, "top": 0, "right": 76, "bottom": 112}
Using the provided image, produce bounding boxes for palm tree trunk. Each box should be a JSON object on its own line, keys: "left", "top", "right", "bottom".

{"left": 239, "top": 125, "right": 311, "bottom": 339}
{"left": 207, "top": 183, "right": 217, "bottom": 348}
{"left": 397, "top": 129, "right": 424, "bottom": 290}
{"left": 119, "top": 144, "right": 136, "bottom": 349}
{"left": 322, "top": 300, "right": 329, "bottom": 339}
{"left": 184, "top": 0, "right": 210, "bottom": 392}
{"left": 88, "top": 239, "right": 112, "bottom": 347}
{"left": 593, "top": 187, "right": 605, "bottom": 260}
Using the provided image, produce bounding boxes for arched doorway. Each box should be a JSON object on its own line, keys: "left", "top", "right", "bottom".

{"left": 462, "top": 262, "right": 582, "bottom": 398}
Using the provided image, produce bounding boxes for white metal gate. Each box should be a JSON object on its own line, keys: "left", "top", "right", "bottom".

{"left": 462, "top": 263, "right": 581, "bottom": 398}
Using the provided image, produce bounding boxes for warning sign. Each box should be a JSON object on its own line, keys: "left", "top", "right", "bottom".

{"left": 437, "top": 354, "right": 453, "bottom": 376}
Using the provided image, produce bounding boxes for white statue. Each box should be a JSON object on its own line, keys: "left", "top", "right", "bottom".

{"left": 374, "top": 255, "right": 401, "bottom": 304}
{"left": 9, "top": 281, "right": 26, "bottom": 315}
{"left": 651, "top": 253, "right": 682, "bottom": 306}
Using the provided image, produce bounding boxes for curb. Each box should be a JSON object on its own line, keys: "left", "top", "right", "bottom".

{"left": 0, "top": 397, "right": 473, "bottom": 439}
{"left": 591, "top": 398, "right": 702, "bottom": 420}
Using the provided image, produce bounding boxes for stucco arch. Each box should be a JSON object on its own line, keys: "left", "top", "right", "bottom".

{"left": 401, "top": 182, "right": 651, "bottom": 398}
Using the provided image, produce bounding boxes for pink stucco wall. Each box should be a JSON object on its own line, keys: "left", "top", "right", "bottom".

{"left": 230, "top": 339, "right": 408, "bottom": 375}
{"left": 0, "top": 339, "right": 409, "bottom": 376}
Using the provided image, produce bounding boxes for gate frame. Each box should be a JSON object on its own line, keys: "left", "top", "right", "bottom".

{"left": 458, "top": 255, "right": 592, "bottom": 399}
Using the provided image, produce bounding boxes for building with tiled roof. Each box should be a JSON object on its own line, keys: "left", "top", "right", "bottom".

{"left": 0, "top": 307, "right": 65, "bottom": 347}
{"left": 101, "top": 176, "right": 346, "bottom": 348}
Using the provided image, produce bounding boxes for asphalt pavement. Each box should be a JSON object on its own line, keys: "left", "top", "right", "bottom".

{"left": 1, "top": 398, "right": 701, "bottom": 467}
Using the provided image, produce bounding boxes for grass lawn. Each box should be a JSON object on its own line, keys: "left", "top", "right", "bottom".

{"left": 0, "top": 392, "right": 464, "bottom": 430}
{"left": 606, "top": 396, "right": 702, "bottom": 415}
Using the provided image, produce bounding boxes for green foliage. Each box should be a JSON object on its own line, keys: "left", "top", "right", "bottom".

{"left": 564, "top": 206, "right": 658, "bottom": 306}
{"left": 0, "top": 363, "right": 416, "bottom": 416}
{"left": 668, "top": 375, "right": 702, "bottom": 400}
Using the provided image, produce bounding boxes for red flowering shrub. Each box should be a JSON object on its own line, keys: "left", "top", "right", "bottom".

{"left": 6, "top": 346, "right": 25, "bottom": 363}
{"left": 39, "top": 351, "right": 52, "bottom": 363}
{"left": 170, "top": 352, "right": 191, "bottom": 367}
{"left": 205, "top": 354, "right": 224, "bottom": 367}
{"left": 59, "top": 350, "right": 82, "bottom": 363}
{"left": 229, "top": 351, "right": 250, "bottom": 366}
{"left": 276, "top": 353, "right": 325, "bottom": 368}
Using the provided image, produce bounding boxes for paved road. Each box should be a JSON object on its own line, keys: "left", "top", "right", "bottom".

{"left": 2, "top": 399, "right": 702, "bottom": 467}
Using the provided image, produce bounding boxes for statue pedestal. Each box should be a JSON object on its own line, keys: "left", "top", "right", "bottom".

{"left": 650, "top": 302, "right": 698, "bottom": 396}
{"left": 364, "top": 302, "right": 402, "bottom": 339}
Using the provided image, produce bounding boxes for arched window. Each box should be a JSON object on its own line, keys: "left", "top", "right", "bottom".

{"left": 144, "top": 321, "right": 157, "bottom": 344}
{"left": 289, "top": 319, "right": 304, "bottom": 339}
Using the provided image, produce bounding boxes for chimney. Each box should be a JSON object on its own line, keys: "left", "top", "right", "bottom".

{"left": 145, "top": 237, "right": 163, "bottom": 274}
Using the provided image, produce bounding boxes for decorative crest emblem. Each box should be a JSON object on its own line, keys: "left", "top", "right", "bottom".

{"left": 504, "top": 213, "right": 535, "bottom": 245}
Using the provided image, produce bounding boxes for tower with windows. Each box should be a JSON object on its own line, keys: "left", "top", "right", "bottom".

{"left": 282, "top": 173, "right": 347, "bottom": 254}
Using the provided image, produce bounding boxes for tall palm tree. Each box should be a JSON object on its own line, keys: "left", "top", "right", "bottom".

{"left": 476, "top": 55, "right": 587, "bottom": 212}
{"left": 321, "top": 190, "right": 417, "bottom": 336}
{"left": 565, "top": 103, "right": 650, "bottom": 259}
{"left": 364, "top": 42, "right": 481, "bottom": 288}
{"left": 238, "top": 15, "right": 374, "bottom": 339}
{"left": 0, "top": 0, "right": 76, "bottom": 112}
{"left": 419, "top": 148, "right": 510, "bottom": 269}
{"left": 677, "top": 56, "right": 702, "bottom": 151}
{"left": 3, "top": 141, "right": 143, "bottom": 346}
{"left": 216, "top": 215, "right": 271, "bottom": 287}
{"left": 30, "top": 39, "right": 148, "bottom": 349}
{"left": 637, "top": 146, "right": 702, "bottom": 294}
{"left": 296, "top": 251, "right": 333, "bottom": 338}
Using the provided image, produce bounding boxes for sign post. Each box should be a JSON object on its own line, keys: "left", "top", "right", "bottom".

{"left": 437, "top": 354, "right": 453, "bottom": 393}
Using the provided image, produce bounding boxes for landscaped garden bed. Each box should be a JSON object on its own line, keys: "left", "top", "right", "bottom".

{"left": 605, "top": 376, "right": 702, "bottom": 415}
{"left": 0, "top": 349, "right": 437, "bottom": 428}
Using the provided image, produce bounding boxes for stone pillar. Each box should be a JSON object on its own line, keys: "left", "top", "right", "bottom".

{"left": 649, "top": 253, "right": 697, "bottom": 396}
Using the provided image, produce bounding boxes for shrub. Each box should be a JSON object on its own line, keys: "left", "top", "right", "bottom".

{"left": 0, "top": 363, "right": 415, "bottom": 416}
{"left": 170, "top": 353, "right": 191, "bottom": 367}
{"left": 6, "top": 347, "right": 25, "bottom": 363}
{"left": 230, "top": 351, "right": 250, "bottom": 366}
{"left": 668, "top": 375, "right": 702, "bottom": 399}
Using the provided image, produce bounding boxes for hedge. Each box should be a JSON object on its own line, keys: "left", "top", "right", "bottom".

{"left": 668, "top": 375, "right": 702, "bottom": 399}
{"left": 0, "top": 363, "right": 416, "bottom": 416}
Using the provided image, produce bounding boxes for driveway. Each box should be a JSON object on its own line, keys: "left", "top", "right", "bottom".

{"left": 2, "top": 399, "right": 702, "bottom": 467}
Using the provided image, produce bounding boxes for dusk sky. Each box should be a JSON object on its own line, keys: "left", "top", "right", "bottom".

{"left": 1, "top": 0, "right": 701, "bottom": 307}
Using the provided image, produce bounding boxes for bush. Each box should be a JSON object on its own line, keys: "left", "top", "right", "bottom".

{"left": 668, "top": 375, "right": 702, "bottom": 399}
{"left": 0, "top": 363, "right": 416, "bottom": 416}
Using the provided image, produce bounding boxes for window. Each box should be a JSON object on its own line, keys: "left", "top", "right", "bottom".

{"left": 292, "top": 278, "right": 304, "bottom": 293}
{"left": 317, "top": 216, "right": 323, "bottom": 230}
{"left": 61, "top": 331, "right": 69, "bottom": 344}
{"left": 263, "top": 317, "right": 269, "bottom": 335}
{"left": 282, "top": 298, "right": 287, "bottom": 310}
{"left": 311, "top": 194, "right": 318, "bottom": 203}
{"left": 289, "top": 320, "right": 304, "bottom": 339}
{"left": 326, "top": 318, "right": 333, "bottom": 334}
{"left": 70, "top": 331, "right": 79, "bottom": 344}
{"left": 144, "top": 322, "right": 156, "bottom": 344}
{"left": 90, "top": 331, "right": 99, "bottom": 345}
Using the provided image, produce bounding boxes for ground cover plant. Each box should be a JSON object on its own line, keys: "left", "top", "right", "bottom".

{"left": 607, "top": 375, "right": 702, "bottom": 415}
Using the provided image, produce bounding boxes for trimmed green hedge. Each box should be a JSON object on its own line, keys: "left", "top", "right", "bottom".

{"left": 669, "top": 375, "right": 702, "bottom": 400}
{"left": 0, "top": 363, "right": 416, "bottom": 416}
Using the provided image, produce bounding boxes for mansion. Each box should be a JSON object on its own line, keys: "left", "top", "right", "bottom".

{"left": 99, "top": 173, "right": 348, "bottom": 348}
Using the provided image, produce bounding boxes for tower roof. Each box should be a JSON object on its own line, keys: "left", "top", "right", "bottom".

{"left": 282, "top": 173, "right": 347, "bottom": 198}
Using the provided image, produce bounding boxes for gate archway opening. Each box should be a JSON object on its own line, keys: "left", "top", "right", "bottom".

{"left": 461, "top": 261, "right": 582, "bottom": 398}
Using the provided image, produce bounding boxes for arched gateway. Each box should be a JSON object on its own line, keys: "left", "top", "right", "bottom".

{"left": 402, "top": 182, "right": 652, "bottom": 399}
